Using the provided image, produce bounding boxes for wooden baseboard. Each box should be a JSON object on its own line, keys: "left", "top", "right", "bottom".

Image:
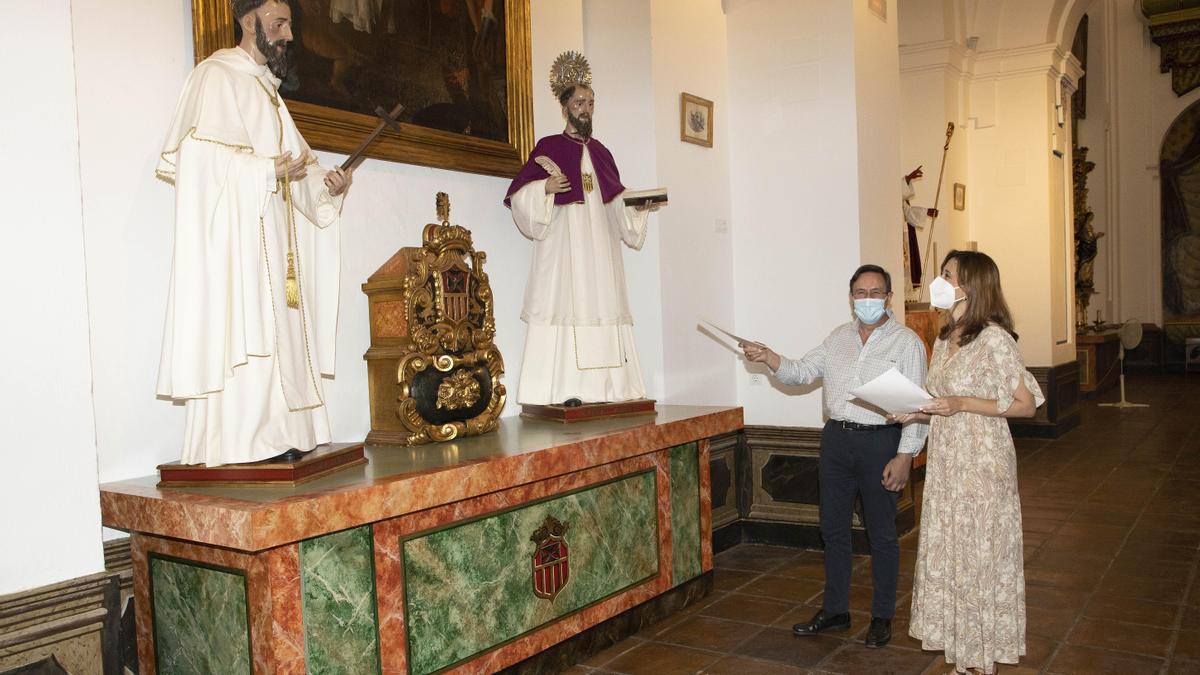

{"left": 1010, "top": 362, "right": 1081, "bottom": 438}
{"left": 711, "top": 425, "right": 919, "bottom": 555}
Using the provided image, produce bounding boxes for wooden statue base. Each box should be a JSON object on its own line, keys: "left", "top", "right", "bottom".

{"left": 521, "top": 399, "right": 657, "bottom": 423}
{"left": 157, "top": 443, "right": 367, "bottom": 487}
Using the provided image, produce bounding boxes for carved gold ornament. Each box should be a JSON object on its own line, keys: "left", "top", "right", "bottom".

{"left": 436, "top": 369, "right": 482, "bottom": 410}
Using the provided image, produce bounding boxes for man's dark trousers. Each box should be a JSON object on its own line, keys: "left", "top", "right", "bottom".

{"left": 818, "top": 420, "right": 902, "bottom": 619}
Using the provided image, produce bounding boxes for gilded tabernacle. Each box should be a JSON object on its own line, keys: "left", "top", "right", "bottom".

{"left": 362, "top": 193, "right": 506, "bottom": 446}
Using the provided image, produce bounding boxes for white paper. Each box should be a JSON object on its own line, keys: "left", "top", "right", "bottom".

{"left": 848, "top": 367, "right": 932, "bottom": 414}
{"left": 697, "top": 318, "right": 763, "bottom": 349}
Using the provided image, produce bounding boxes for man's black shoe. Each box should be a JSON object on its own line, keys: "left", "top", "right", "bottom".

{"left": 792, "top": 609, "right": 851, "bottom": 636}
{"left": 865, "top": 617, "right": 891, "bottom": 648}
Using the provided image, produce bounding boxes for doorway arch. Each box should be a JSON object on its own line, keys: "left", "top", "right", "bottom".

{"left": 1161, "top": 98, "right": 1200, "bottom": 323}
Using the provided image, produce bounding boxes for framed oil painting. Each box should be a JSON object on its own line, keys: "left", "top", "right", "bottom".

{"left": 190, "top": 0, "right": 533, "bottom": 177}
{"left": 680, "top": 93, "right": 714, "bottom": 148}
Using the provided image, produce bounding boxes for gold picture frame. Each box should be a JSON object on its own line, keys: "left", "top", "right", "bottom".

{"left": 190, "top": 0, "right": 534, "bottom": 177}
{"left": 953, "top": 182, "right": 966, "bottom": 210}
{"left": 680, "top": 93, "right": 714, "bottom": 147}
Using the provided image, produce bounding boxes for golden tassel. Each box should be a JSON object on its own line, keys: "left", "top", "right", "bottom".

{"left": 282, "top": 168, "right": 300, "bottom": 309}
{"left": 285, "top": 251, "right": 299, "bottom": 308}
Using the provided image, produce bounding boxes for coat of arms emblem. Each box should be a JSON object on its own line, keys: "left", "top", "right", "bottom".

{"left": 530, "top": 516, "right": 570, "bottom": 601}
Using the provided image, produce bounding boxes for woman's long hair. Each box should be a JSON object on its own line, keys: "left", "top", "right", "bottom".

{"left": 937, "top": 249, "right": 1018, "bottom": 347}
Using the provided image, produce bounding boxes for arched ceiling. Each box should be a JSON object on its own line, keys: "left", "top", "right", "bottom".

{"left": 902, "top": 0, "right": 1091, "bottom": 53}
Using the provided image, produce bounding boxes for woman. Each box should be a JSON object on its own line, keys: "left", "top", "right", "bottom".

{"left": 896, "top": 250, "right": 1043, "bottom": 674}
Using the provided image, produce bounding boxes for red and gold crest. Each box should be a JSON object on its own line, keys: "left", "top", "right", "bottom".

{"left": 530, "top": 516, "right": 570, "bottom": 601}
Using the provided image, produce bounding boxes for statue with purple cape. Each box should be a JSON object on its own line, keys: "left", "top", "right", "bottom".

{"left": 504, "top": 51, "right": 661, "bottom": 409}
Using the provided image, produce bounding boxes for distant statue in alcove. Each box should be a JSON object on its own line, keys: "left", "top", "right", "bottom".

{"left": 902, "top": 166, "right": 938, "bottom": 297}
{"left": 1073, "top": 145, "right": 1104, "bottom": 329}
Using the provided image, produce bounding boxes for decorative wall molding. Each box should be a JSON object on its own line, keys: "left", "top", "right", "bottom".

{"left": 709, "top": 431, "right": 740, "bottom": 533}
{"left": 0, "top": 571, "right": 120, "bottom": 675}
{"left": 712, "top": 426, "right": 918, "bottom": 554}
{"left": 899, "top": 39, "right": 973, "bottom": 77}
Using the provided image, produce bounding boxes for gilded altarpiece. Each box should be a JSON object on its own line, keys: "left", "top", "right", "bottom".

{"left": 363, "top": 194, "right": 505, "bottom": 445}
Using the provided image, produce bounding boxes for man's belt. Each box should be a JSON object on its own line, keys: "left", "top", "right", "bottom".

{"left": 831, "top": 419, "right": 901, "bottom": 431}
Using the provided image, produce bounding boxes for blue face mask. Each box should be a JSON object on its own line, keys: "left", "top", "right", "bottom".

{"left": 854, "top": 298, "right": 886, "bottom": 324}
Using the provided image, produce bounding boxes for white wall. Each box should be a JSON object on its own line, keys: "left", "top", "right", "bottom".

{"left": 581, "top": 0, "right": 667, "bottom": 403}
{"left": 854, "top": 0, "right": 905, "bottom": 313}
{"left": 649, "top": 0, "right": 737, "bottom": 406}
{"left": 898, "top": 5, "right": 972, "bottom": 298}
{"left": 727, "top": 0, "right": 864, "bottom": 427}
{"left": 72, "top": 0, "right": 192, "bottom": 483}
{"left": 0, "top": 1, "right": 104, "bottom": 594}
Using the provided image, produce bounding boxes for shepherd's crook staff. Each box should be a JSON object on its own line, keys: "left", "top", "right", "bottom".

{"left": 919, "top": 122, "right": 955, "bottom": 302}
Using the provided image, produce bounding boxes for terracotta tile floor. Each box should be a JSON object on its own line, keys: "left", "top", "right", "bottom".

{"left": 569, "top": 374, "right": 1200, "bottom": 674}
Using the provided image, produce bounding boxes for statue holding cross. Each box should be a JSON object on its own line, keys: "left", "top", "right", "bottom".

{"left": 154, "top": 0, "right": 397, "bottom": 467}
{"left": 339, "top": 101, "right": 405, "bottom": 171}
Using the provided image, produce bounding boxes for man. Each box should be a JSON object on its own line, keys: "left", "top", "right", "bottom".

{"left": 741, "top": 265, "right": 928, "bottom": 649}
{"left": 503, "top": 51, "right": 657, "bottom": 405}
{"left": 155, "top": 0, "right": 353, "bottom": 467}
{"left": 902, "top": 166, "right": 939, "bottom": 292}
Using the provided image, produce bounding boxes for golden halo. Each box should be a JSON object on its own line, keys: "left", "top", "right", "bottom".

{"left": 549, "top": 50, "right": 592, "bottom": 98}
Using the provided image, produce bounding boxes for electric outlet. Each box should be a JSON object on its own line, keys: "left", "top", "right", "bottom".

{"left": 748, "top": 374, "right": 766, "bottom": 386}
{"left": 715, "top": 218, "right": 728, "bottom": 234}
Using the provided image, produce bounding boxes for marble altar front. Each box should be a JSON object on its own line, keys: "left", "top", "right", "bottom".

{"left": 100, "top": 405, "right": 742, "bottom": 674}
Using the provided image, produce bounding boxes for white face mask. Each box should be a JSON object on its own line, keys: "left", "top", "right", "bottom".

{"left": 929, "top": 276, "right": 962, "bottom": 310}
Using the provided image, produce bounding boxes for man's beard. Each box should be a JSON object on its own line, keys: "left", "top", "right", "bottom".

{"left": 255, "top": 17, "right": 291, "bottom": 79}
{"left": 568, "top": 112, "right": 593, "bottom": 139}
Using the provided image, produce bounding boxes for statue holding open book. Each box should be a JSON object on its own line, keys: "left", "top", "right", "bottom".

{"left": 503, "top": 51, "right": 665, "bottom": 408}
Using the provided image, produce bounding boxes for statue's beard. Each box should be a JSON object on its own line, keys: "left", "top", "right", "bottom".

{"left": 568, "top": 112, "right": 592, "bottom": 139}
{"left": 255, "top": 18, "right": 291, "bottom": 79}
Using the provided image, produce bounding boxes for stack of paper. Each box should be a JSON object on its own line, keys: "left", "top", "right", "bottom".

{"left": 848, "top": 368, "right": 932, "bottom": 415}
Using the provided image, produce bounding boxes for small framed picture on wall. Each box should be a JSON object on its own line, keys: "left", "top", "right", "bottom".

{"left": 953, "top": 183, "right": 966, "bottom": 210}
{"left": 680, "top": 93, "right": 714, "bottom": 147}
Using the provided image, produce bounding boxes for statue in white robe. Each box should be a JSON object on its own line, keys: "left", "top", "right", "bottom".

{"left": 507, "top": 145, "right": 650, "bottom": 405}
{"left": 503, "top": 69, "right": 655, "bottom": 406}
{"left": 155, "top": 1, "right": 352, "bottom": 466}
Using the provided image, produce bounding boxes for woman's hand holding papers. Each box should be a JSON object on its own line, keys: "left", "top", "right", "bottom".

{"left": 890, "top": 397, "right": 966, "bottom": 421}
{"left": 920, "top": 397, "right": 967, "bottom": 417}
{"left": 888, "top": 412, "right": 931, "bottom": 424}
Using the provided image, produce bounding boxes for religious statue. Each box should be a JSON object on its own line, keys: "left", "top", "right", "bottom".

{"left": 902, "top": 165, "right": 938, "bottom": 300}
{"left": 154, "top": 0, "right": 353, "bottom": 467}
{"left": 503, "top": 51, "right": 660, "bottom": 406}
{"left": 1073, "top": 144, "right": 1104, "bottom": 330}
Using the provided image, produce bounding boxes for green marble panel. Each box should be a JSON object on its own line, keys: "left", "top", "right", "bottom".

{"left": 149, "top": 556, "right": 250, "bottom": 675}
{"left": 403, "top": 471, "right": 658, "bottom": 674}
{"left": 670, "top": 442, "right": 702, "bottom": 586}
{"left": 300, "top": 525, "right": 381, "bottom": 675}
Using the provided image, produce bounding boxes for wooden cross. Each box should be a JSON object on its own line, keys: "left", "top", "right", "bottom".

{"left": 339, "top": 102, "right": 405, "bottom": 171}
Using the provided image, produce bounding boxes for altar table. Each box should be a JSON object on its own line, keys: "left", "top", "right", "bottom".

{"left": 99, "top": 405, "right": 742, "bottom": 674}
